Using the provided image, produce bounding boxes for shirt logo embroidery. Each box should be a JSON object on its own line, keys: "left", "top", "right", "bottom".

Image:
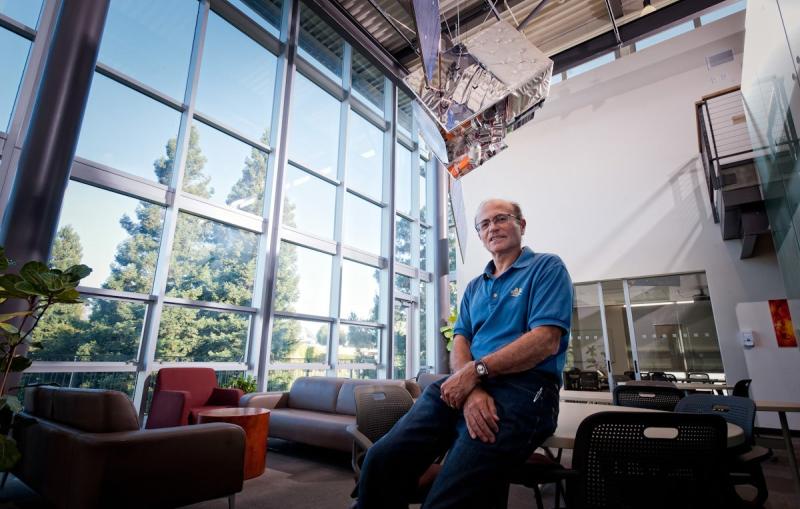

{"left": 510, "top": 287, "right": 522, "bottom": 297}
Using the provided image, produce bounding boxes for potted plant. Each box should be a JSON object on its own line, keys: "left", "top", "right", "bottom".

{"left": 440, "top": 309, "right": 458, "bottom": 353}
{"left": 225, "top": 374, "right": 257, "bottom": 394}
{"left": 0, "top": 246, "right": 91, "bottom": 469}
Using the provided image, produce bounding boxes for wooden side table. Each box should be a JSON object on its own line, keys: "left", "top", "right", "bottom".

{"left": 197, "top": 407, "right": 270, "bottom": 479}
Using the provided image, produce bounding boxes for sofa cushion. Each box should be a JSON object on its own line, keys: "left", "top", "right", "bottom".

{"left": 25, "top": 386, "right": 139, "bottom": 433}
{"left": 288, "top": 377, "right": 344, "bottom": 413}
{"left": 269, "top": 408, "right": 355, "bottom": 452}
{"left": 336, "top": 379, "right": 410, "bottom": 416}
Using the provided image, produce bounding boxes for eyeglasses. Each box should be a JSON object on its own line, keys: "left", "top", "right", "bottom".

{"left": 475, "top": 213, "right": 520, "bottom": 233}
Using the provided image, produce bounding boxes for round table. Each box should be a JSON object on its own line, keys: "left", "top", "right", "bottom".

{"left": 197, "top": 407, "right": 270, "bottom": 479}
{"left": 544, "top": 401, "right": 744, "bottom": 449}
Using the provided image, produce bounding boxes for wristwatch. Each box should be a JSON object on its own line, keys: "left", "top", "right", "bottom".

{"left": 475, "top": 359, "right": 489, "bottom": 382}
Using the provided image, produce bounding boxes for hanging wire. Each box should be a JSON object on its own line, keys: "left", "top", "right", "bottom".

{"left": 504, "top": 0, "right": 520, "bottom": 26}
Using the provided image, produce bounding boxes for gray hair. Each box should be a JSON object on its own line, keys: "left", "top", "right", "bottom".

{"left": 474, "top": 199, "right": 524, "bottom": 222}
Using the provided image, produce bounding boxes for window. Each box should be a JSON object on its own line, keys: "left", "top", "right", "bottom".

{"left": 52, "top": 181, "right": 165, "bottom": 293}
{"left": 282, "top": 164, "right": 336, "bottom": 237}
{"left": 97, "top": 0, "right": 197, "bottom": 100}
{"left": 635, "top": 21, "right": 695, "bottom": 52}
{"left": 298, "top": 3, "right": 343, "bottom": 82}
{"left": 395, "top": 216, "right": 412, "bottom": 265}
{"left": 343, "top": 192, "right": 382, "bottom": 254}
{"left": 565, "top": 52, "right": 615, "bottom": 79}
{"left": 352, "top": 49, "right": 384, "bottom": 112}
{"left": 288, "top": 73, "right": 340, "bottom": 176}
{"left": 339, "top": 324, "right": 380, "bottom": 365}
{"left": 274, "top": 241, "right": 332, "bottom": 316}
{"left": 271, "top": 318, "right": 328, "bottom": 363}
{"left": 340, "top": 260, "right": 380, "bottom": 321}
{"left": 228, "top": 0, "right": 282, "bottom": 37}
{"left": 195, "top": 11, "right": 278, "bottom": 141}
{"left": 346, "top": 111, "right": 384, "bottom": 199}
{"left": 395, "top": 143, "right": 413, "bottom": 214}
{"left": 700, "top": 1, "right": 746, "bottom": 25}
{"left": 0, "top": 27, "right": 31, "bottom": 132}
{"left": 0, "top": 0, "right": 43, "bottom": 28}
{"left": 166, "top": 213, "right": 259, "bottom": 306}
{"left": 189, "top": 120, "right": 268, "bottom": 213}
{"left": 77, "top": 73, "right": 182, "bottom": 182}
{"left": 156, "top": 305, "right": 250, "bottom": 362}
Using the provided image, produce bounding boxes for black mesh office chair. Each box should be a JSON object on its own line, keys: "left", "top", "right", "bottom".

{"left": 676, "top": 394, "right": 772, "bottom": 506}
{"left": 579, "top": 370, "right": 601, "bottom": 391}
{"left": 732, "top": 379, "right": 752, "bottom": 398}
{"left": 613, "top": 384, "right": 684, "bottom": 411}
{"left": 567, "top": 411, "right": 731, "bottom": 509}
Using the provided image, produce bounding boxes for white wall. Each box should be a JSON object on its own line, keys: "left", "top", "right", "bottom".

{"left": 456, "top": 12, "right": 792, "bottom": 399}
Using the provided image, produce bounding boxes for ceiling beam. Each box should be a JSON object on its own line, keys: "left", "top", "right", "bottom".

{"left": 608, "top": 0, "right": 624, "bottom": 19}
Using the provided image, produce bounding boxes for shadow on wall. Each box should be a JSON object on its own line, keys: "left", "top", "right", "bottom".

{"left": 571, "top": 156, "right": 711, "bottom": 277}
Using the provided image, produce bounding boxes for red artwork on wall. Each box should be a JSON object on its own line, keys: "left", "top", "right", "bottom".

{"left": 768, "top": 299, "right": 798, "bottom": 348}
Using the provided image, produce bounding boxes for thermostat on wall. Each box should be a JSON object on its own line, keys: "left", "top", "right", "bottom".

{"left": 741, "top": 330, "right": 755, "bottom": 348}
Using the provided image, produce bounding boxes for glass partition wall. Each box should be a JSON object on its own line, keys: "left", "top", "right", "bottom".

{"left": 1, "top": 0, "right": 441, "bottom": 410}
{"left": 564, "top": 272, "right": 725, "bottom": 391}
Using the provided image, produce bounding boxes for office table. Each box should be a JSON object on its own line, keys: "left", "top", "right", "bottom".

{"left": 543, "top": 401, "right": 744, "bottom": 450}
{"left": 559, "top": 389, "right": 612, "bottom": 404}
{"left": 755, "top": 400, "right": 800, "bottom": 499}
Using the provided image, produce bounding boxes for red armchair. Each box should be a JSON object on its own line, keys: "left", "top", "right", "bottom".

{"left": 145, "top": 367, "right": 244, "bottom": 429}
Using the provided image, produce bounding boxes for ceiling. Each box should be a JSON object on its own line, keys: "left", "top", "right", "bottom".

{"left": 329, "top": 0, "right": 729, "bottom": 74}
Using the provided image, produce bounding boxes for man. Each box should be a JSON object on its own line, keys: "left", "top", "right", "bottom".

{"left": 357, "top": 198, "right": 573, "bottom": 508}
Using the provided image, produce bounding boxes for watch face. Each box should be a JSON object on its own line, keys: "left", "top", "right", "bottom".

{"left": 477, "top": 362, "right": 488, "bottom": 376}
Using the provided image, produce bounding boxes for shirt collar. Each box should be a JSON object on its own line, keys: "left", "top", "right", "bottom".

{"left": 483, "top": 247, "right": 535, "bottom": 279}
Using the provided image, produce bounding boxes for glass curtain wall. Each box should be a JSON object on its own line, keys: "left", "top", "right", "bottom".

{"left": 2, "top": 0, "right": 439, "bottom": 407}
{"left": 564, "top": 272, "right": 724, "bottom": 391}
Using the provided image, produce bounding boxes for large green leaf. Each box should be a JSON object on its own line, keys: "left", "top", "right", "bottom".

{"left": 13, "top": 281, "right": 40, "bottom": 296}
{"left": 0, "top": 356, "right": 32, "bottom": 373}
{"left": 19, "top": 261, "right": 49, "bottom": 288}
{"left": 0, "top": 435, "right": 21, "bottom": 471}
{"left": 39, "top": 273, "right": 64, "bottom": 293}
{"left": 0, "top": 323, "right": 19, "bottom": 335}
{"left": 64, "top": 264, "right": 92, "bottom": 282}
{"left": 0, "top": 275, "right": 27, "bottom": 298}
{"left": 0, "top": 396, "right": 22, "bottom": 414}
{"left": 53, "top": 288, "right": 80, "bottom": 303}
{"left": 0, "top": 311, "right": 31, "bottom": 322}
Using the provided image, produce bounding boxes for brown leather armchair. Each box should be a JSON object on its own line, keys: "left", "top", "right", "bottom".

{"left": 146, "top": 367, "right": 243, "bottom": 428}
{"left": 13, "top": 386, "right": 246, "bottom": 509}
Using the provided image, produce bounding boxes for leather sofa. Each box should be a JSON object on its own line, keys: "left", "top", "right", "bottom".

{"left": 13, "top": 386, "right": 246, "bottom": 509}
{"left": 240, "top": 376, "right": 420, "bottom": 452}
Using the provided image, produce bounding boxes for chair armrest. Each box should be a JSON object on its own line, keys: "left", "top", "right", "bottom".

{"left": 239, "top": 391, "right": 288, "bottom": 409}
{"left": 146, "top": 389, "right": 190, "bottom": 429}
{"left": 346, "top": 424, "right": 374, "bottom": 451}
{"left": 208, "top": 387, "right": 244, "bottom": 406}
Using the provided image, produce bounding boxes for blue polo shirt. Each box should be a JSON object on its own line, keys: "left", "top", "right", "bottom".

{"left": 453, "top": 247, "right": 573, "bottom": 383}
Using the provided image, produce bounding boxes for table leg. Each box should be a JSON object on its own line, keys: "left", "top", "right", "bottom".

{"left": 778, "top": 411, "right": 800, "bottom": 499}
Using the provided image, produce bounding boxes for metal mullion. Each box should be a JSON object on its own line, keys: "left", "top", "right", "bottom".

{"left": 0, "top": 12, "right": 36, "bottom": 40}
{"left": 350, "top": 97, "right": 389, "bottom": 132}
{"left": 269, "top": 362, "right": 328, "bottom": 370}
{"left": 0, "top": 0, "right": 58, "bottom": 225}
{"left": 346, "top": 187, "right": 385, "bottom": 208}
{"left": 152, "top": 361, "right": 248, "bottom": 371}
{"left": 295, "top": 57, "right": 346, "bottom": 101}
{"left": 27, "top": 362, "right": 137, "bottom": 373}
{"left": 407, "top": 300, "right": 418, "bottom": 379}
{"left": 70, "top": 158, "right": 170, "bottom": 206}
{"left": 381, "top": 79, "right": 397, "bottom": 380}
{"left": 208, "top": 0, "right": 282, "bottom": 55}
{"left": 341, "top": 246, "right": 384, "bottom": 269}
{"left": 279, "top": 228, "right": 337, "bottom": 255}
{"left": 162, "top": 296, "right": 257, "bottom": 314}
{"left": 286, "top": 159, "right": 341, "bottom": 186}
{"left": 597, "top": 282, "right": 615, "bottom": 391}
{"left": 396, "top": 209, "right": 416, "bottom": 222}
{"left": 95, "top": 63, "right": 185, "bottom": 112}
{"left": 192, "top": 110, "right": 272, "bottom": 153}
{"left": 133, "top": 1, "right": 210, "bottom": 409}
{"left": 395, "top": 263, "right": 417, "bottom": 279}
{"left": 328, "top": 41, "right": 351, "bottom": 377}
{"left": 177, "top": 192, "right": 265, "bottom": 233}
{"left": 622, "top": 279, "right": 642, "bottom": 380}
{"left": 77, "top": 286, "right": 153, "bottom": 303}
{"left": 396, "top": 130, "right": 415, "bottom": 151}
{"left": 255, "top": 0, "right": 300, "bottom": 392}
{"left": 340, "top": 319, "right": 384, "bottom": 328}
{"left": 273, "top": 310, "right": 334, "bottom": 323}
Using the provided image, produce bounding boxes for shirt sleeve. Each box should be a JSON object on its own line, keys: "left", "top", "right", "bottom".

{"left": 527, "top": 261, "right": 573, "bottom": 335}
{"left": 453, "top": 280, "right": 473, "bottom": 341}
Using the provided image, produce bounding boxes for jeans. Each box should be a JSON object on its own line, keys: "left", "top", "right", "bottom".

{"left": 356, "top": 371, "right": 560, "bottom": 509}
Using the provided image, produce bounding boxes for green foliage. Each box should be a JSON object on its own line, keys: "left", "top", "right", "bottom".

{"left": 439, "top": 308, "right": 458, "bottom": 352}
{"left": 225, "top": 374, "right": 258, "bottom": 394}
